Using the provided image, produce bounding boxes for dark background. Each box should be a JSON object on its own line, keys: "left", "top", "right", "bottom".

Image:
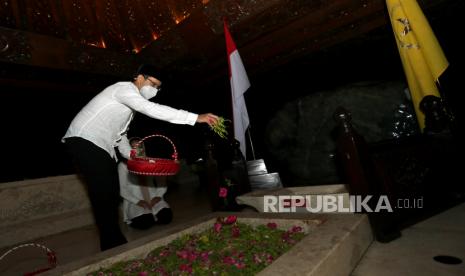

{"left": 0, "top": 1, "right": 463, "bottom": 183}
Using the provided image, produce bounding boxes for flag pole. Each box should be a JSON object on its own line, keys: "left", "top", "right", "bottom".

{"left": 224, "top": 17, "right": 235, "bottom": 140}
{"left": 246, "top": 126, "right": 256, "bottom": 160}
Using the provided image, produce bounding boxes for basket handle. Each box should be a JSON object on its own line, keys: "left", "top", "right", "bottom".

{"left": 0, "top": 243, "right": 57, "bottom": 275}
{"left": 130, "top": 134, "right": 178, "bottom": 161}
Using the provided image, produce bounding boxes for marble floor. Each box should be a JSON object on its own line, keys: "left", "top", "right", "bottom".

{"left": 1, "top": 179, "right": 464, "bottom": 275}
{"left": 0, "top": 177, "right": 213, "bottom": 275}
{"left": 351, "top": 202, "right": 465, "bottom": 276}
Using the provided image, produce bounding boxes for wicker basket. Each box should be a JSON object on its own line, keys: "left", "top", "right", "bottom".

{"left": 127, "top": 134, "right": 180, "bottom": 176}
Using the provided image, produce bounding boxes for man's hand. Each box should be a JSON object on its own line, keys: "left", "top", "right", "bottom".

{"left": 196, "top": 113, "right": 219, "bottom": 127}
{"left": 137, "top": 200, "right": 151, "bottom": 210}
{"left": 150, "top": 197, "right": 162, "bottom": 207}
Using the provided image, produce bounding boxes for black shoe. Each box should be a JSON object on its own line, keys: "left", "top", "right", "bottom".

{"left": 129, "top": 214, "right": 157, "bottom": 230}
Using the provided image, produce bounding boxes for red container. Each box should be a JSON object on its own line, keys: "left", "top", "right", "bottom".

{"left": 127, "top": 134, "right": 180, "bottom": 176}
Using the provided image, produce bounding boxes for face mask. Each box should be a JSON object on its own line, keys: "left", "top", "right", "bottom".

{"left": 140, "top": 85, "right": 159, "bottom": 99}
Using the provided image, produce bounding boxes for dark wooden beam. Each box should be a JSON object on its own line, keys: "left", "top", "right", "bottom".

{"left": 0, "top": 77, "right": 101, "bottom": 93}
{"left": 0, "top": 26, "right": 137, "bottom": 77}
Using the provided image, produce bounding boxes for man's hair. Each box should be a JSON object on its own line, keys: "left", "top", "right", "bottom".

{"left": 133, "top": 64, "right": 158, "bottom": 79}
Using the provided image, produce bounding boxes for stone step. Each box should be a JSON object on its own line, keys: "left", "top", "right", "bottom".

{"left": 236, "top": 184, "right": 351, "bottom": 213}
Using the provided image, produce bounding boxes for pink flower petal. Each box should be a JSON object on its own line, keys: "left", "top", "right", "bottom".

{"left": 214, "top": 222, "right": 222, "bottom": 233}
{"left": 267, "top": 222, "right": 277, "bottom": 229}
{"left": 200, "top": 251, "right": 210, "bottom": 262}
{"left": 235, "top": 262, "right": 246, "bottom": 269}
{"left": 219, "top": 187, "right": 228, "bottom": 198}
{"left": 253, "top": 254, "right": 262, "bottom": 264}
{"left": 232, "top": 226, "right": 240, "bottom": 237}
{"left": 223, "top": 256, "right": 236, "bottom": 265}
{"left": 176, "top": 250, "right": 189, "bottom": 259}
{"left": 179, "top": 263, "right": 192, "bottom": 273}
{"left": 224, "top": 215, "right": 237, "bottom": 224}
{"left": 291, "top": 226, "right": 303, "bottom": 233}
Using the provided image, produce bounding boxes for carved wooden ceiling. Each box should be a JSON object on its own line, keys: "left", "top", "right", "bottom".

{"left": 0, "top": 0, "right": 453, "bottom": 87}
{"left": 0, "top": 0, "right": 205, "bottom": 53}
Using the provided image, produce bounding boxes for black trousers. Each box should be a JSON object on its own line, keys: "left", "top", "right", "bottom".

{"left": 65, "top": 137, "right": 127, "bottom": 251}
{"left": 129, "top": 208, "right": 173, "bottom": 230}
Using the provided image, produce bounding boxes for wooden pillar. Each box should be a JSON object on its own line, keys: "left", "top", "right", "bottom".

{"left": 333, "top": 106, "right": 401, "bottom": 242}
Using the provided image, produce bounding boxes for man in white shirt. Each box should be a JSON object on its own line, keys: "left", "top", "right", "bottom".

{"left": 63, "top": 64, "right": 219, "bottom": 251}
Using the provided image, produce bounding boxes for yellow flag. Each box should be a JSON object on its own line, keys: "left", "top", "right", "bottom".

{"left": 386, "top": 0, "right": 449, "bottom": 130}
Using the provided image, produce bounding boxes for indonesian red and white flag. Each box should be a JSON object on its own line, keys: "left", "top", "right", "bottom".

{"left": 224, "top": 20, "right": 250, "bottom": 158}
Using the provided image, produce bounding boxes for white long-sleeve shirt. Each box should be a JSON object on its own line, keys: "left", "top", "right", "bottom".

{"left": 62, "top": 81, "right": 198, "bottom": 160}
{"left": 118, "top": 162, "right": 169, "bottom": 223}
